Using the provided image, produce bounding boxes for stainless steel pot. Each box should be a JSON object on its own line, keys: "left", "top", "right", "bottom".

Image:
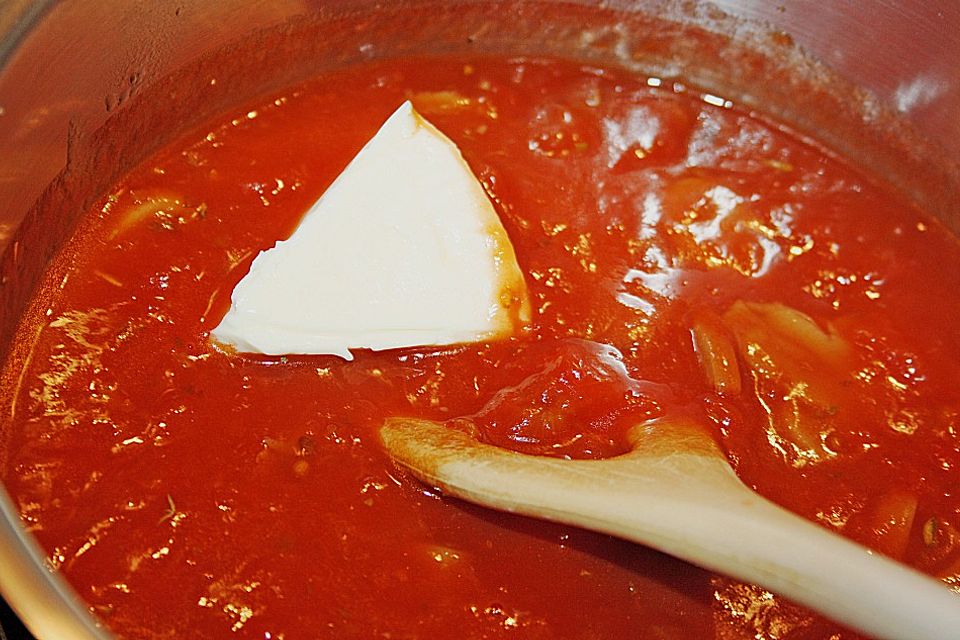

{"left": 1, "top": 2, "right": 958, "bottom": 638}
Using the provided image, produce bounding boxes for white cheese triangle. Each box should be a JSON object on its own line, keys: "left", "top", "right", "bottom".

{"left": 211, "top": 101, "right": 530, "bottom": 360}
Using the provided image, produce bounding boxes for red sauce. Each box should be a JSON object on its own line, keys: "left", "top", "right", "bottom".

{"left": 3, "top": 56, "right": 960, "bottom": 639}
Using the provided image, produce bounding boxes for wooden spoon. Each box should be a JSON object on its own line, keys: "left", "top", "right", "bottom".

{"left": 380, "top": 416, "right": 960, "bottom": 640}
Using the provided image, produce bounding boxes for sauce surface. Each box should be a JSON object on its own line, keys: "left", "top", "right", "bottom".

{"left": 3, "top": 56, "right": 960, "bottom": 639}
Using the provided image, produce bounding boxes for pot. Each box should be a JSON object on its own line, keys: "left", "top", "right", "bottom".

{"left": 0, "top": 2, "right": 958, "bottom": 638}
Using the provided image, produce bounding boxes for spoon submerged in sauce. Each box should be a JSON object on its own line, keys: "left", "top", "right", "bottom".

{"left": 380, "top": 416, "right": 960, "bottom": 640}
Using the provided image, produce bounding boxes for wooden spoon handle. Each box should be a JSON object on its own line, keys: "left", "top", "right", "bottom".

{"left": 381, "top": 418, "right": 960, "bottom": 640}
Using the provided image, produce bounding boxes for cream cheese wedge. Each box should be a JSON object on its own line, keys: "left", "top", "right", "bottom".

{"left": 211, "top": 101, "right": 530, "bottom": 360}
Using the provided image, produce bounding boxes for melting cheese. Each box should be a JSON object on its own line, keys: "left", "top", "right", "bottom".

{"left": 211, "top": 101, "right": 530, "bottom": 360}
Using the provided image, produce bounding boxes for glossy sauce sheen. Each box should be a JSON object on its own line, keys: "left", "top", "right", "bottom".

{"left": 3, "top": 57, "right": 960, "bottom": 639}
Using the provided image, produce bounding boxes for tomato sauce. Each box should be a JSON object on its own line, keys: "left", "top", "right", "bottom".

{"left": 3, "top": 56, "right": 960, "bottom": 639}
